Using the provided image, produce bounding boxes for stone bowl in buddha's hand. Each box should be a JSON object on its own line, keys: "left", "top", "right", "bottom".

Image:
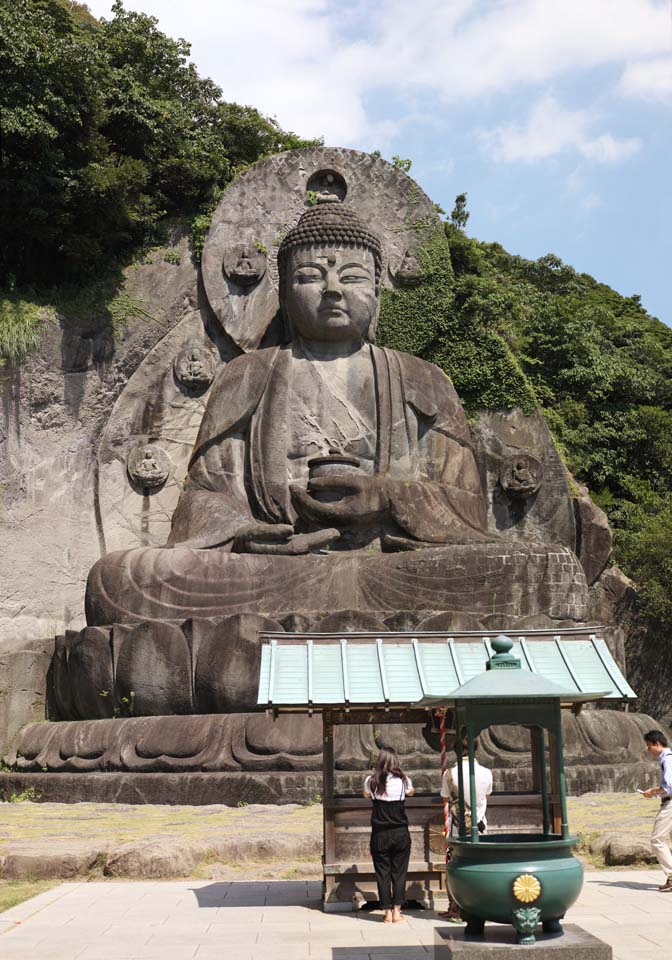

{"left": 307, "top": 452, "right": 362, "bottom": 480}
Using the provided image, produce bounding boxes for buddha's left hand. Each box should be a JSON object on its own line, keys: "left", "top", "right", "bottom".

{"left": 291, "top": 475, "right": 389, "bottom": 525}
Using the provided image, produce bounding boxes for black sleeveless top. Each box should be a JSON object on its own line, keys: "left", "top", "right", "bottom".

{"left": 369, "top": 776, "right": 409, "bottom": 831}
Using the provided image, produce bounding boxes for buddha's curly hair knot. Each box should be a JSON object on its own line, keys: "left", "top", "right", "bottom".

{"left": 278, "top": 202, "right": 383, "bottom": 291}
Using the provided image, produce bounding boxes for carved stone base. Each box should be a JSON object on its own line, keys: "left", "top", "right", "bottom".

{"left": 8, "top": 709, "right": 661, "bottom": 803}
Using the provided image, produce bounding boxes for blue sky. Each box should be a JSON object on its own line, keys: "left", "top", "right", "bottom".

{"left": 87, "top": 0, "right": 671, "bottom": 323}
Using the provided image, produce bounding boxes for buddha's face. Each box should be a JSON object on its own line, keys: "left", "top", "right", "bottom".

{"left": 284, "top": 246, "right": 378, "bottom": 344}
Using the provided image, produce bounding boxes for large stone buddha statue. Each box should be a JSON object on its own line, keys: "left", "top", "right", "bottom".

{"left": 86, "top": 198, "right": 587, "bottom": 634}
{"left": 14, "top": 153, "right": 642, "bottom": 801}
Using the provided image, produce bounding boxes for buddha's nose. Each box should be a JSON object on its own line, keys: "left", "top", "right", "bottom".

{"left": 324, "top": 270, "right": 343, "bottom": 296}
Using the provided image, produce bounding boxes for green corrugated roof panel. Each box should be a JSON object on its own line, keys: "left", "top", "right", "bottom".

{"left": 525, "top": 640, "right": 576, "bottom": 689}
{"left": 257, "top": 629, "right": 637, "bottom": 707}
{"left": 592, "top": 635, "right": 637, "bottom": 698}
{"left": 312, "top": 643, "right": 345, "bottom": 703}
{"left": 346, "top": 643, "right": 385, "bottom": 702}
{"left": 416, "top": 641, "right": 459, "bottom": 697}
{"left": 384, "top": 642, "right": 424, "bottom": 702}
{"left": 453, "top": 642, "right": 489, "bottom": 682}
{"left": 272, "top": 644, "right": 308, "bottom": 701}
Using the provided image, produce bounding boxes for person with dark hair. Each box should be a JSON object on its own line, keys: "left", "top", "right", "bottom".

{"left": 363, "top": 747, "right": 415, "bottom": 922}
{"left": 642, "top": 730, "right": 672, "bottom": 891}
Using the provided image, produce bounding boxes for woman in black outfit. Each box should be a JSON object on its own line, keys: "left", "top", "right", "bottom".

{"left": 364, "top": 747, "right": 415, "bottom": 922}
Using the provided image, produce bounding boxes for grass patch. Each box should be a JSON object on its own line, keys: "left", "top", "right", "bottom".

{"left": 0, "top": 880, "right": 56, "bottom": 914}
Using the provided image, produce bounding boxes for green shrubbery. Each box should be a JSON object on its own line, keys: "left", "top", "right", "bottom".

{"left": 441, "top": 225, "right": 672, "bottom": 693}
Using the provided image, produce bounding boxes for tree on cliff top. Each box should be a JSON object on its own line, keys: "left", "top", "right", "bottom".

{"left": 0, "top": 0, "right": 319, "bottom": 286}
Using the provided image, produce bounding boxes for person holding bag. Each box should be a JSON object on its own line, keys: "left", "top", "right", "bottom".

{"left": 363, "top": 747, "right": 415, "bottom": 923}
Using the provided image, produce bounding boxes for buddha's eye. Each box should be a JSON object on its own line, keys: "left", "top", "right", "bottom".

{"left": 340, "top": 272, "right": 369, "bottom": 284}
{"left": 295, "top": 270, "right": 322, "bottom": 283}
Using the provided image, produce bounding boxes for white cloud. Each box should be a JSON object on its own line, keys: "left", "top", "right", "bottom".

{"left": 620, "top": 57, "right": 672, "bottom": 103}
{"left": 479, "top": 97, "right": 641, "bottom": 164}
{"left": 84, "top": 0, "right": 669, "bottom": 147}
{"left": 580, "top": 132, "right": 641, "bottom": 163}
{"left": 582, "top": 192, "right": 602, "bottom": 211}
{"left": 365, "top": 0, "right": 671, "bottom": 102}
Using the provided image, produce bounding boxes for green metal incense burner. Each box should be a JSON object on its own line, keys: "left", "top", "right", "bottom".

{"left": 426, "top": 635, "right": 609, "bottom": 946}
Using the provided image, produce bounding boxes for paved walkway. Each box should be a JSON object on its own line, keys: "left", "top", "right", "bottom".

{"left": 0, "top": 871, "right": 669, "bottom": 960}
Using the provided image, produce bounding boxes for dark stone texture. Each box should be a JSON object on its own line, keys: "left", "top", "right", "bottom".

{"left": 0, "top": 636, "right": 53, "bottom": 758}
{"left": 0, "top": 841, "right": 108, "bottom": 880}
{"left": 589, "top": 567, "right": 635, "bottom": 626}
{"left": 602, "top": 835, "right": 656, "bottom": 866}
{"left": 434, "top": 923, "right": 611, "bottom": 959}
{"left": 68, "top": 627, "right": 114, "bottom": 720}
{"left": 85, "top": 544, "right": 588, "bottom": 628}
{"left": 472, "top": 409, "right": 576, "bottom": 552}
{"left": 0, "top": 147, "right": 644, "bottom": 797}
{"left": 575, "top": 493, "right": 613, "bottom": 586}
{"left": 116, "top": 621, "right": 194, "bottom": 716}
{"left": 201, "top": 147, "right": 439, "bottom": 353}
{"left": 0, "top": 771, "right": 327, "bottom": 805}
{"left": 194, "top": 613, "right": 283, "bottom": 713}
{"left": 0, "top": 759, "right": 654, "bottom": 808}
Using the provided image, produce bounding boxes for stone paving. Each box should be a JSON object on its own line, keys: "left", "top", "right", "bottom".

{"left": 0, "top": 871, "right": 669, "bottom": 960}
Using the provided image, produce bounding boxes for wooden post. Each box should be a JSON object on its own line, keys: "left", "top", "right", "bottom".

{"left": 554, "top": 700, "right": 570, "bottom": 840}
{"left": 323, "top": 711, "right": 336, "bottom": 904}
{"left": 439, "top": 710, "right": 451, "bottom": 859}
{"left": 531, "top": 726, "right": 551, "bottom": 835}
{"left": 466, "top": 704, "right": 479, "bottom": 843}
{"left": 456, "top": 708, "right": 467, "bottom": 838}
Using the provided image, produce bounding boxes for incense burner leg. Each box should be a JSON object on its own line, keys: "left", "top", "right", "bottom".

{"left": 463, "top": 914, "right": 485, "bottom": 936}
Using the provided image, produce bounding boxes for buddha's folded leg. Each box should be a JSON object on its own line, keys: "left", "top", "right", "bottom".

{"left": 85, "top": 541, "right": 588, "bottom": 627}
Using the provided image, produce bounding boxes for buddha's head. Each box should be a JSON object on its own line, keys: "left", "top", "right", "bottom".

{"left": 278, "top": 198, "right": 383, "bottom": 344}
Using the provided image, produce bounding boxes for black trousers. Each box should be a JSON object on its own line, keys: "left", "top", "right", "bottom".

{"left": 370, "top": 826, "right": 411, "bottom": 909}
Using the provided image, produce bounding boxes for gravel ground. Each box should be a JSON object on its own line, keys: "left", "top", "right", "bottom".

{"left": 0, "top": 793, "right": 658, "bottom": 882}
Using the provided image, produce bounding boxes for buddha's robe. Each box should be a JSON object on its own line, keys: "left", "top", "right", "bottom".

{"left": 168, "top": 343, "right": 490, "bottom": 549}
{"left": 86, "top": 344, "right": 589, "bottom": 627}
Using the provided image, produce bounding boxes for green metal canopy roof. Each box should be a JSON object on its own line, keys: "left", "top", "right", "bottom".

{"left": 256, "top": 627, "right": 637, "bottom": 709}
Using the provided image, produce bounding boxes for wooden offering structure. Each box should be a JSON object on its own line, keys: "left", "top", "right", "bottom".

{"left": 256, "top": 628, "right": 635, "bottom": 913}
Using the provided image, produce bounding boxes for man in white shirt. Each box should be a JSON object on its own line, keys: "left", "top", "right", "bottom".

{"left": 441, "top": 737, "right": 493, "bottom": 835}
{"left": 642, "top": 729, "right": 672, "bottom": 891}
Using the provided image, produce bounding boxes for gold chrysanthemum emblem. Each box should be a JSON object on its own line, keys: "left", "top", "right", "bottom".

{"left": 513, "top": 874, "right": 541, "bottom": 903}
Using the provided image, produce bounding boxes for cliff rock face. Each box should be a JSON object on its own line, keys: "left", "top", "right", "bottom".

{"left": 0, "top": 230, "right": 203, "bottom": 643}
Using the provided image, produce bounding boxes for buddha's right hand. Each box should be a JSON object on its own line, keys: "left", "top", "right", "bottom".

{"left": 233, "top": 522, "right": 339, "bottom": 554}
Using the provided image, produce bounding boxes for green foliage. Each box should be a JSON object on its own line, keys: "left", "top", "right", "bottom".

{"left": 0, "top": 0, "right": 319, "bottom": 286}
{"left": 391, "top": 155, "right": 412, "bottom": 172}
{"left": 450, "top": 192, "right": 470, "bottom": 231}
{"left": 9, "top": 786, "right": 40, "bottom": 803}
{"left": 378, "top": 223, "right": 536, "bottom": 413}
{"left": 0, "top": 293, "right": 52, "bottom": 362}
